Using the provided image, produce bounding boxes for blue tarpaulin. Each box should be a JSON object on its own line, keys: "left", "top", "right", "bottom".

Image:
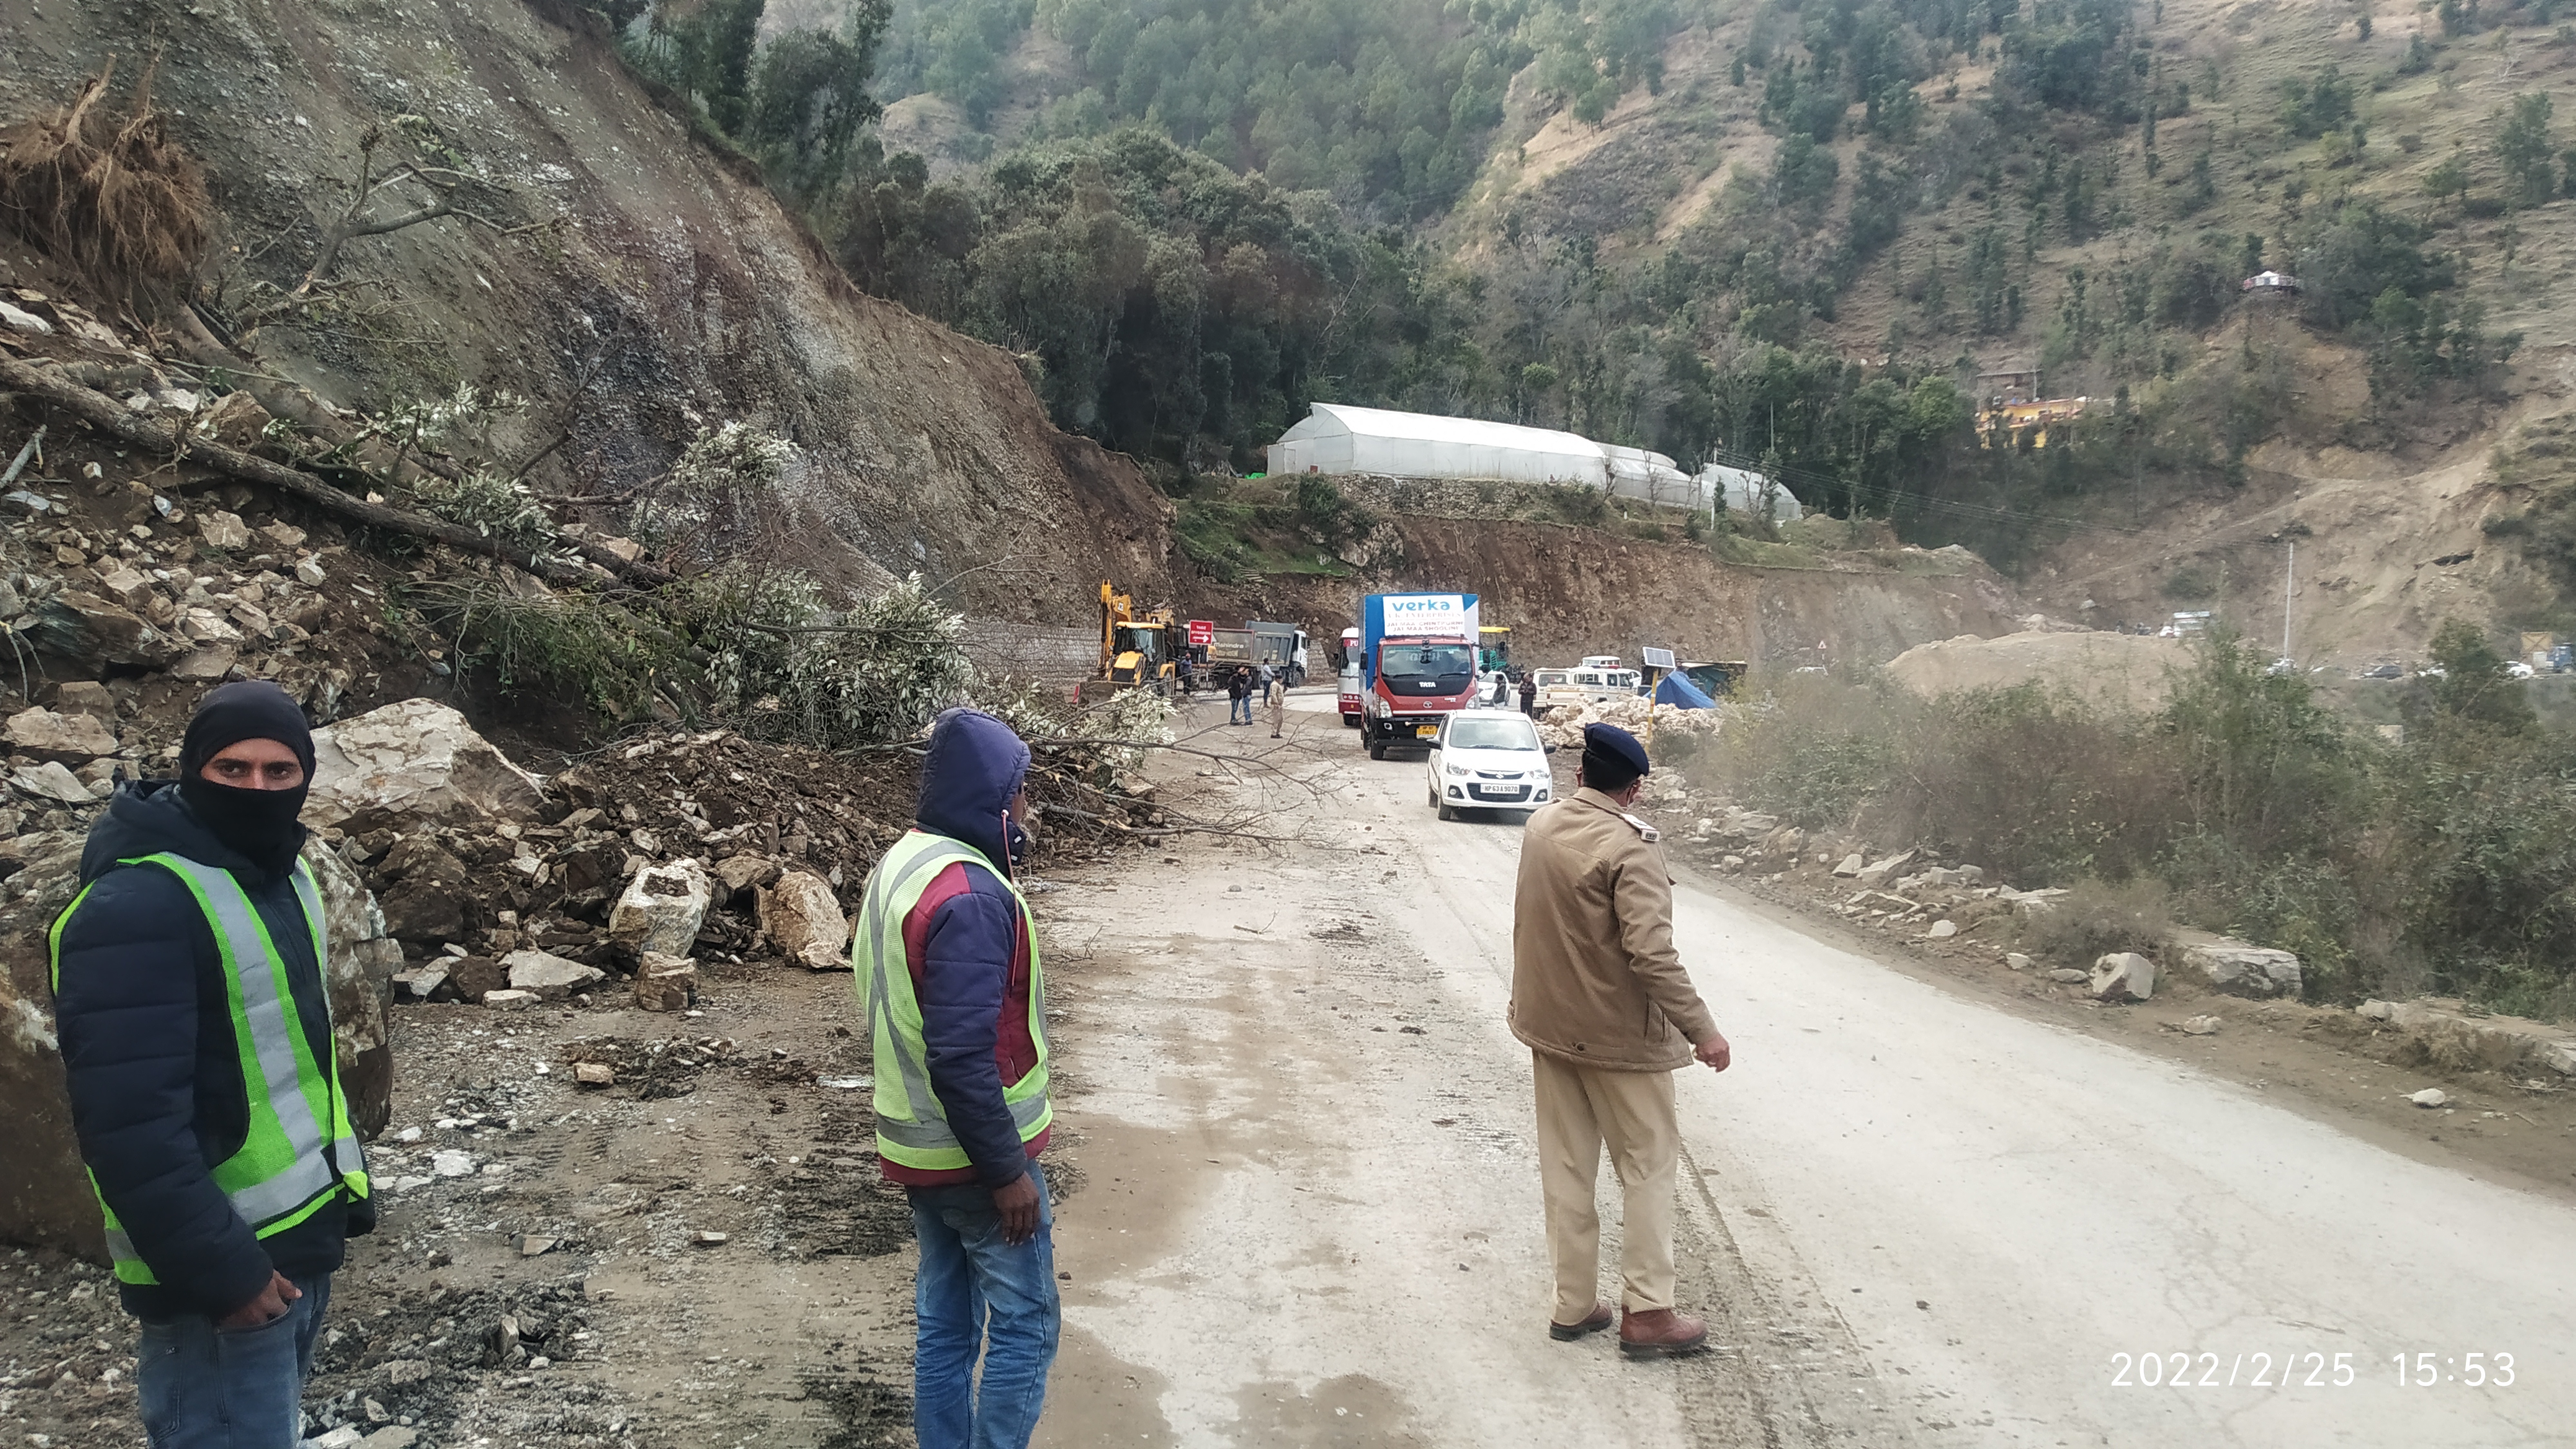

{"left": 1653, "top": 671, "right": 1715, "bottom": 709}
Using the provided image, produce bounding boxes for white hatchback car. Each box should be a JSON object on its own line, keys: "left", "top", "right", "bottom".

{"left": 1425, "top": 710, "right": 1553, "bottom": 820}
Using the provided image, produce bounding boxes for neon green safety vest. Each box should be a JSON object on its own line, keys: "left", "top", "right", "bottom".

{"left": 852, "top": 830, "right": 1051, "bottom": 1173}
{"left": 50, "top": 853, "right": 371, "bottom": 1285}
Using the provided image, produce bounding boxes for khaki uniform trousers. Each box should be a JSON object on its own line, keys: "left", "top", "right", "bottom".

{"left": 1267, "top": 686, "right": 1286, "bottom": 735}
{"left": 1531, "top": 1050, "right": 1680, "bottom": 1321}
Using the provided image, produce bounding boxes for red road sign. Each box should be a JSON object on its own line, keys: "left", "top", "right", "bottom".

{"left": 1188, "top": 620, "right": 1214, "bottom": 647}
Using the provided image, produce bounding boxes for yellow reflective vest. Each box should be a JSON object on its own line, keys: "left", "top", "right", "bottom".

{"left": 851, "top": 830, "right": 1050, "bottom": 1173}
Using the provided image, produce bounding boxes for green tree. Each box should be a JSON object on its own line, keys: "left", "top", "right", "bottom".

{"left": 2409, "top": 619, "right": 2537, "bottom": 734}
{"left": 2494, "top": 93, "right": 2559, "bottom": 208}
{"left": 742, "top": 4, "right": 894, "bottom": 189}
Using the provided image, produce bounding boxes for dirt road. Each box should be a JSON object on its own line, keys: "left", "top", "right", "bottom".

{"left": 1035, "top": 691, "right": 2576, "bottom": 1448}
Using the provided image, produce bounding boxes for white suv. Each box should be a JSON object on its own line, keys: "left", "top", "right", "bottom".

{"left": 1425, "top": 710, "right": 1553, "bottom": 820}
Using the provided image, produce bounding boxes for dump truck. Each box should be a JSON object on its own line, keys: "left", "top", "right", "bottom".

{"left": 1201, "top": 620, "right": 1311, "bottom": 686}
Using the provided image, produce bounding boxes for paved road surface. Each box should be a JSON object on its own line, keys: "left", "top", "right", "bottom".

{"left": 1029, "top": 694, "right": 2576, "bottom": 1447}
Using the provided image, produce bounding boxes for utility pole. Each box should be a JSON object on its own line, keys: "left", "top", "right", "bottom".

{"left": 2282, "top": 540, "right": 2294, "bottom": 661}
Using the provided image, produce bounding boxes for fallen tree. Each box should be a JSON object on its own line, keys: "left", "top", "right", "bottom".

{"left": 0, "top": 350, "right": 671, "bottom": 587}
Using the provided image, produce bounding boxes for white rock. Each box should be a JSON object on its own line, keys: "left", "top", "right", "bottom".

{"left": 168, "top": 645, "right": 238, "bottom": 681}
{"left": 2408, "top": 1088, "right": 2448, "bottom": 1108}
{"left": 197, "top": 510, "right": 252, "bottom": 551}
{"left": 295, "top": 555, "right": 328, "bottom": 587}
{"left": 2179, "top": 935, "right": 2303, "bottom": 999}
{"left": 0, "top": 300, "right": 54, "bottom": 334}
{"left": 574, "top": 1062, "right": 616, "bottom": 1086}
{"left": 2357, "top": 999, "right": 2394, "bottom": 1021}
{"left": 2004, "top": 952, "right": 2034, "bottom": 972}
{"left": 431, "top": 1150, "right": 475, "bottom": 1178}
{"left": 2046, "top": 968, "right": 2090, "bottom": 985}
{"left": 1927, "top": 919, "right": 1959, "bottom": 939}
{"left": 387, "top": 1175, "right": 433, "bottom": 1193}
{"left": 2179, "top": 1015, "right": 2221, "bottom": 1036}
{"left": 1853, "top": 850, "right": 1917, "bottom": 889}
{"left": 609, "top": 858, "right": 712, "bottom": 960}
{"left": 502, "top": 948, "right": 606, "bottom": 1001}
{"left": 1832, "top": 853, "right": 1865, "bottom": 877}
{"left": 633, "top": 951, "right": 697, "bottom": 1012}
{"left": 3, "top": 708, "right": 117, "bottom": 762}
{"left": 482, "top": 988, "right": 536, "bottom": 1010}
{"left": 311, "top": 1425, "right": 366, "bottom": 1449}
{"left": 2088, "top": 951, "right": 2157, "bottom": 1003}
{"left": 307, "top": 698, "right": 548, "bottom": 832}
{"left": 2542, "top": 1043, "right": 2576, "bottom": 1076}
{"left": 10, "top": 761, "right": 95, "bottom": 804}
{"left": 361, "top": 1428, "right": 420, "bottom": 1449}
{"left": 760, "top": 869, "right": 849, "bottom": 969}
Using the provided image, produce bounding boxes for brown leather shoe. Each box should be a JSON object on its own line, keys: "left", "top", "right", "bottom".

{"left": 1618, "top": 1308, "right": 1710, "bottom": 1358}
{"left": 1549, "top": 1300, "right": 1615, "bottom": 1341}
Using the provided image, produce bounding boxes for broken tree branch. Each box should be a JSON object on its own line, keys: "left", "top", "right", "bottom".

{"left": 0, "top": 352, "right": 672, "bottom": 587}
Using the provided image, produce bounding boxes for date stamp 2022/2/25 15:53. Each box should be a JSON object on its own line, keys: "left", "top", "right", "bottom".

{"left": 2109, "top": 1351, "right": 2519, "bottom": 1389}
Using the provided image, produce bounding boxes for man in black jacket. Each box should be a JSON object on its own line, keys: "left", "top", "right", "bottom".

{"left": 52, "top": 681, "right": 372, "bottom": 1448}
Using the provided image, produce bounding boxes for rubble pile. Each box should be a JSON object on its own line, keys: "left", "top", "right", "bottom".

{"left": 1536, "top": 694, "right": 1725, "bottom": 750}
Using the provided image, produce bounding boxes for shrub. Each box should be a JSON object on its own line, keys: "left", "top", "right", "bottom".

{"left": 2017, "top": 877, "right": 2176, "bottom": 965}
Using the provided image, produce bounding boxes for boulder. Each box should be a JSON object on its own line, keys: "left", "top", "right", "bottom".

{"left": 169, "top": 645, "right": 240, "bottom": 681}
{"left": 198, "top": 510, "right": 252, "bottom": 550}
{"left": 2408, "top": 1088, "right": 2448, "bottom": 1108}
{"left": 574, "top": 1062, "right": 616, "bottom": 1086}
{"left": 0, "top": 833, "right": 395, "bottom": 1260}
{"left": 6, "top": 706, "right": 119, "bottom": 763}
{"left": 503, "top": 949, "right": 607, "bottom": 1002}
{"left": 48, "top": 682, "right": 115, "bottom": 721}
{"left": 307, "top": 699, "right": 547, "bottom": 833}
{"left": 2088, "top": 952, "right": 2157, "bottom": 1003}
{"left": 303, "top": 840, "right": 399, "bottom": 1139}
{"left": 372, "top": 837, "right": 475, "bottom": 944}
{"left": 393, "top": 965, "right": 450, "bottom": 1002}
{"left": 607, "top": 858, "right": 711, "bottom": 961}
{"left": 482, "top": 989, "right": 536, "bottom": 1010}
{"left": 634, "top": 951, "right": 697, "bottom": 1012}
{"left": 2178, "top": 934, "right": 2302, "bottom": 999}
{"left": 1853, "top": 850, "right": 1917, "bottom": 889}
{"left": 91, "top": 565, "right": 153, "bottom": 611}
{"left": 759, "top": 869, "right": 848, "bottom": 969}
{"left": 446, "top": 955, "right": 507, "bottom": 1004}
{"left": 11, "top": 761, "right": 99, "bottom": 804}
{"left": 1832, "top": 853, "right": 1866, "bottom": 878}
{"left": 1926, "top": 919, "right": 1959, "bottom": 939}
{"left": 2005, "top": 952, "right": 2034, "bottom": 972}
{"left": 715, "top": 853, "right": 781, "bottom": 900}
{"left": 28, "top": 589, "right": 184, "bottom": 669}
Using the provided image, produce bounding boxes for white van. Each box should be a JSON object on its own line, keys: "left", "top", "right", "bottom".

{"left": 1539, "top": 665, "right": 1640, "bottom": 708}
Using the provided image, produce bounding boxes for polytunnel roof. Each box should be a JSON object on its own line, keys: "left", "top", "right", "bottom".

{"left": 1300, "top": 403, "right": 1606, "bottom": 457}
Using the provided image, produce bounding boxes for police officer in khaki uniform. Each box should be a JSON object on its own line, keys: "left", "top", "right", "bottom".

{"left": 1510, "top": 722, "right": 1730, "bottom": 1357}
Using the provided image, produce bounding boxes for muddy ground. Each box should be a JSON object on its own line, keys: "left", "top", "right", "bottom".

{"left": 5, "top": 692, "right": 2570, "bottom": 1448}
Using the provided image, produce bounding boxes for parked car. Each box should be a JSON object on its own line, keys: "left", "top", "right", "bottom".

{"left": 1425, "top": 710, "right": 1552, "bottom": 821}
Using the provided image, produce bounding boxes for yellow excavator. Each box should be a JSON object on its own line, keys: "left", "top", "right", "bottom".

{"left": 1092, "top": 580, "right": 1176, "bottom": 697}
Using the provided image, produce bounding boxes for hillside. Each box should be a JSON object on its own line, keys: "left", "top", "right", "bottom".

{"left": 846, "top": 0, "right": 2576, "bottom": 665}
{"left": 1, "top": 0, "right": 1172, "bottom": 627}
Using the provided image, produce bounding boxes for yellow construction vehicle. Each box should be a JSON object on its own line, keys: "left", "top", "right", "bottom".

{"left": 1094, "top": 580, "right": 1177, "bottom": 696}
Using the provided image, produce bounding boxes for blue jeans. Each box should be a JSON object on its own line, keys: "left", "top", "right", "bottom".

{"left": 136, "top": 1273, "right": 331, "bottom": 1449}
{"left": 1230, "top": 697, "right": 1251, "bottom": 723}
{"left": 908, "top": 1175, "right": 1060, "bottom": 1449}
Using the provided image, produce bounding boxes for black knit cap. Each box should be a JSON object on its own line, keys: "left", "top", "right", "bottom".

{"left": 179, "top": 681, "right": 316, "bottom": 779}
{"left": 1582, "top": 722, "right": 1651, "bottom": 793}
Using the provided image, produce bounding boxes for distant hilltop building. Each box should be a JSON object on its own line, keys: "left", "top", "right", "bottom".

{"left": 2241, "top": 270, "right": 2302, "bottom": 296}
{"left": 1264, "top": 401, "right": 1790, "bottom": 515}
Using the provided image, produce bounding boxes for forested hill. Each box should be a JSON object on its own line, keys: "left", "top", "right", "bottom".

{"left": 641, "top": 0, "right": 2576, "bottom": 580}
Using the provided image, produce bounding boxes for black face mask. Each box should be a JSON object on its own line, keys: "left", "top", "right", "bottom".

{"left": 179, "top": 775, "right": 312, "bottom": 877}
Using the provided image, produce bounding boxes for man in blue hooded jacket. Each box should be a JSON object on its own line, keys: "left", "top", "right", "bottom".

{"left": 853, "top": 708, "right": 1059, "bottom": 1449}
{"left": 52, "top": 681, "right": 372, "bottom": 1448}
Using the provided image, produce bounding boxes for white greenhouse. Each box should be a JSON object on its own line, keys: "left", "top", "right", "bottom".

{"left": 1265, "top": 403, "right": 1609, "bottom": 486}
{"left": 1701, "top": 462, "right": 1803, "bottom": 521}
{"left": 1603, "top": 444, "right": 1698, "bottom": 506}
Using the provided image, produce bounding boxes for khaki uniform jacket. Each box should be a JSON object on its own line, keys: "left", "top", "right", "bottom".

{"left": 1510, "top": 787, "right": 1718, "bottom": 1071}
